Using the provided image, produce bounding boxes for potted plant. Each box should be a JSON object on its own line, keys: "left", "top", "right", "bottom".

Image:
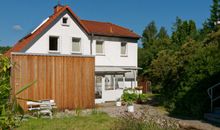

{"left": 116, "top": 98, "right": 122, "bottom": 106}
{"left": 127, "top": 100, "right": 134, "bottom": 112}
{"left": 121, "top": 88, "right": 137, "bottom": 112}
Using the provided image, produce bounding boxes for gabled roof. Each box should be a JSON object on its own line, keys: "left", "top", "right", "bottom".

{"left": 81, "top": 20, "right": 140, "bottom": 39}
{"left": 5, "top": 5, "right": 140, "bottom": 57}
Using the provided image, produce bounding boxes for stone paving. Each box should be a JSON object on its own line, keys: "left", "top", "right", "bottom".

{"left": 96, "top": 102, "right": 220, "bottom": 130}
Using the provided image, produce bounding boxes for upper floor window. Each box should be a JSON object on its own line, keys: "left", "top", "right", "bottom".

{"left": 72, "top": 37, "right": 81, "bottom": 53}
{"left": 121, "top": 42, "right": 127, "bottom": 56}
{"left": 62, "top": 17, "right": 69, "bottom": 26}
{"left": 96, "top": 41, "right": 104, "bottom": 55}
{"left": 49, "top": 36, "right": 59, "bottom": 52}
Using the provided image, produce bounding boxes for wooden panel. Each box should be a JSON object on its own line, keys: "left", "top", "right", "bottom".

{"left": 11, "top": 54, "right": 95, "bottom": 110}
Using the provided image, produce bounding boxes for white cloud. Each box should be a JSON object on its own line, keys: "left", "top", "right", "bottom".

{"left": 13, "top": 25, "right": 23, "bottom": 31}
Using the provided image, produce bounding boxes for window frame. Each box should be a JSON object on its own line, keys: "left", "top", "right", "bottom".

{"left": 96, "top": 41, "right": 105, "bottom": 56}
{"left": 48, "top": 36, "right": 60, "bottom": 53}
{"left": 61, "top": 17, "right": 69, "bottom": 26}
{"left": 120, "top": 42, "right": 128, "bottom": 57}
{"left": 71, "top": 37, "right": 82, "bottom": 54}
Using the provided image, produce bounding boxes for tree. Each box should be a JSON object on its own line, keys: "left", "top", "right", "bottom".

{"left": 0, "top": 46, "right": 11, "bottom": 54}
{"left": 138, "top": 1, "right": 220, "bottom": 119}
{"left": 139, "top": 22, "right": 172, "bottom": 77}
{"left": 171, "top": 18, "right": 197, "bottom": 45}
{"left": 142, "top": 21, "right": 157, "bottom": 48}
{"left": 208, "top": 0, "right": 220, "bottom": 30}
{"left": 157, "top": 27, "right": 169, "bottom": 40}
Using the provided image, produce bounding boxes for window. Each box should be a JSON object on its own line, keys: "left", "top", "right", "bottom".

{"left": 95, "top": 76, "right": 102, "bottom": 99}
{"left": 96, "top": 41, "right": 104, "bottom": 55}
{"left": 62, "top": 17, "right": 69, "bottom": 25}
{"left": 72, "top": 38, "right": 81, "bottom": 53}
{"left": 49, "top": 36, "right": 59, "bottom": 52}
{"left": 121, "top": 42, "right": 127, "bottom": 56}
{"left": 105, "top": 75, "right": 114, "bottom": 90}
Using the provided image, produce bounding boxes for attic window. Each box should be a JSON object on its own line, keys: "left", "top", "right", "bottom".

{"left": 62, "top": 17, "right": 69, "bottom": 25}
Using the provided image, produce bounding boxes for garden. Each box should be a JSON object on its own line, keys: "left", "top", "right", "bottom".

{"left": 0, "top": 55, "right": 219, "bottom": 130}
{"left": 0, "top": 55, "right": 178, "bottom": 130}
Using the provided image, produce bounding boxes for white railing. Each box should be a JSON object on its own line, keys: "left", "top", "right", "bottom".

{"left": 207, "top": 82, "right": 220, "bottom": 112}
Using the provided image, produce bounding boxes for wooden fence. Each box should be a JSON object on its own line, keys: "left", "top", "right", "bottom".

{"left": 11, "top": 53, "right": 95, "bottom": 110}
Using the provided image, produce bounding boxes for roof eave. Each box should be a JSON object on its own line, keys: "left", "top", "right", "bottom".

{"left": 90, "top": 33, "right": 140, "bottom": 40}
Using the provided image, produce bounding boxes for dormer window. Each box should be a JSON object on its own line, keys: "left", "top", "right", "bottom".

{"left": 62, "top": 17, "right": 69, "bottom": 26}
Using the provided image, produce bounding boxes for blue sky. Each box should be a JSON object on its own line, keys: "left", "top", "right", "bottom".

{"left": 0, "top": 0, "right": 211, "bottom": 46}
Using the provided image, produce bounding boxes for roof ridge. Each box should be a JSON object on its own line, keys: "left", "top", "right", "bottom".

{"left": 82, "top": 20, "right": 136, "bottom": 33}
{"left": 81, "top": 19, "right": 111, "bottom": 24}
{"left": 82, "top": 19, "right": 134, "bottom": 33}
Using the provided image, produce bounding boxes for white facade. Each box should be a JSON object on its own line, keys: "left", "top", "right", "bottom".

{"left": 23, "top": 11, "right": 139, "bottom": 103}
{"left": 93, "top": 40, "right": 138, "bottom": 67}
{"left": 26, "top": 13, "right": 91, "bottom": 55}
{"left": 26, "top": 12, "right": 138, "bottom": 68}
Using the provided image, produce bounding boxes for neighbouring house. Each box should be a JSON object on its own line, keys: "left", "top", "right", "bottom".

{"left": 6, "top": 4, "right": 140, "bottom": 105}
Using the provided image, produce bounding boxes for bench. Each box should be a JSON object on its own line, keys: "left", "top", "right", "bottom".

{"left": 27, "top": 100, "right": 57, "bottom": 119}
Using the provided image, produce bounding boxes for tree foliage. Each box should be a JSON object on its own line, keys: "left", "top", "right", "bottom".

{"left": 139, "top": 1, "right": 220, "bottom": 118}
{"left": 0, "top": 57, "right": 11, "bottom": 106}
{"left": 0, "top": 46, "right": 11, "bottom": 54}
{"left": 171, "top": 18, "right": 197, "bottom": 45}
{"left": 208, "top": 0, "right": 220, "bottom": 30}
{"left": 139, "top": 22, "right": 170, "bottom": 76}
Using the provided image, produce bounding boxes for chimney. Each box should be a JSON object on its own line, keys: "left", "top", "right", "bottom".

{"left": 54, "top": 4, "right": 63, "bottom": 14}
{"left": 110, "top": 27, "right": 113, "bottom": 33}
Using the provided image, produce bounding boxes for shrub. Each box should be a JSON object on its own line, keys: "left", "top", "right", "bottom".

{"left": 121, "top": 88, "right": 158, "bottom": 105}
{"left": 149, "top": 41, "right": 220, "bottom": 118}
{"left": 0, "top": 57, "right": 11, "bottom": 109}
{"left": 0, "top": 56, "right": 36, "bottom": 129}
{"left": 121, "top": 89, "right": 138, "bottom": 105}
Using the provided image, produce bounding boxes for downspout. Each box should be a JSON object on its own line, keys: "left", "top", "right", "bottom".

{"left": 90, "top": 33, "right": 94, "bottom": 55}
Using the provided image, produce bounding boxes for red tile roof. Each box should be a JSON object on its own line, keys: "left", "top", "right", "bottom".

{"left": 5, "top": 5, "right": 140, "bottom": 57}
{"left": 81, "top": 20, "right": 140, "bottom": 39}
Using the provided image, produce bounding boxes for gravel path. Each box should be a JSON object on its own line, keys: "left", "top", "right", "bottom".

{"left": 96, "top": 102, "right": 220, "bottom": 130}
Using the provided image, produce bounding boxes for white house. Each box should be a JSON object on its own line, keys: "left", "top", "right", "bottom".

{"left": 6, "top": 5, "right": 140, "bottom": 103}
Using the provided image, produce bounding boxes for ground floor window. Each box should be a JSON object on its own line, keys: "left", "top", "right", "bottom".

{"left": 115, "top": 75, "right": 123, "bottom": 89}
{"left": 105, "top": 75, "right": 114, "bottom": 90}
{"left": 95, "top": 73, "right": 136, "bottom": 96}
{"left": 95, "top": 76, "right": 102, "bottom": 99}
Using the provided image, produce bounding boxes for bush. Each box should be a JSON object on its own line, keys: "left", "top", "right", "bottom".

{"left": 139, "top": 93, "right": 158, "bottom": 103}
{"left": 0, "top": 57, "right": 11, "bottom": 111}
{"left": 150, "top": 40, "right": 220, "bottom": 118}
{"left": 121, "top": 88, "right": 138, "bottom": 105}
{"left": 0, "top": 56, "right": 36, "bottom": 129}
{"left": 121, "top": 88, "right": 159, "bottom": 105}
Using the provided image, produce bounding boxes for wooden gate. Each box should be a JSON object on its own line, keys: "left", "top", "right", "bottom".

{"left": 11, "top": 53, "right": 95, "bottom": 110}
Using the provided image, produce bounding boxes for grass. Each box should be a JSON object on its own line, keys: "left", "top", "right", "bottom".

{"left": 17, "top": 110, "right": 176, "bottom": 130}
{"left": 17, "top": 112, "right": 114, "bottom": 130}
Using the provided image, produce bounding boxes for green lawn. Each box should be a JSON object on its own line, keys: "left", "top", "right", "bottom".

{"left": 17, "top": 112, "right": 175, "bottom": 130}
{"left": 17, "top": 112, "right": 114, "bottom": 130}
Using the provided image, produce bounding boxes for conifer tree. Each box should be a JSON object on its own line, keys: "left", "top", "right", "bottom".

{"left": 208, "top": 0, "right": 220, "bottom": 30}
